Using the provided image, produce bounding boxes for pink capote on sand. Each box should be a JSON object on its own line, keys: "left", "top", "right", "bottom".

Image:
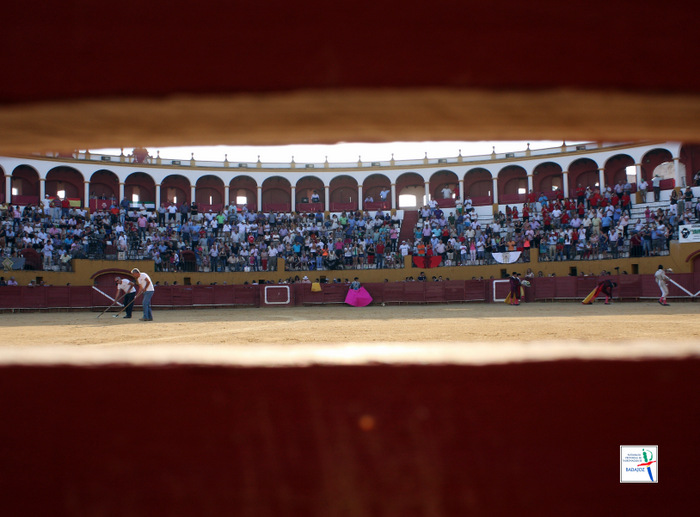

{"left": 345, "top": 287, "right": 373, "bottom": 307}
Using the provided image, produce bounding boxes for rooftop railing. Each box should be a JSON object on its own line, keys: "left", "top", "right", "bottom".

{"left": 28, "top": 142, "right": 639, "bottom": 170}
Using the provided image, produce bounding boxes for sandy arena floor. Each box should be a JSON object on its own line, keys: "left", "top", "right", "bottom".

{"left": 1, "top": 301, "right": 699, "bottom": 365}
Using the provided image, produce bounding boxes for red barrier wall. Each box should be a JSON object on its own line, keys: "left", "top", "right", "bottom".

{"left": 1, "top": 275, "right": 698, "bottom": 310}
{"left": 1, "top": 359, "right": 698, "bottom": 516}
{"left": 555, "top": 276, "right": 577, "bottom": 298}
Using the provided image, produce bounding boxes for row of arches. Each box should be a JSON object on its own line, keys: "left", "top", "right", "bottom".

{"left": 1, "top": 146, "right": 696, "bottom": 211}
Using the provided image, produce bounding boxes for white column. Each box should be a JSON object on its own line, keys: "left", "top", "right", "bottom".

{"left": 224, "top": 185, "right": 230, "bottom": 206}
{"left": 674, "top": 157, "right": 682, "bottom": 187}
{"left": 358, "top": 185, "right": 363, "bottom": 211}
{"left": 257, "top": 186, "right": 262, "bottom": 211}
{"left": 527, "top": 174, "right": 533, "bottom": 192}
{"left": 6, "top": 175, "right": 12, "bottom": 203}
{"left": 562, "top": 171, "right": 569, "bottom": 198}
{"left": 119, "top": 182, "right": 125, "bottom": 202}
{"left": 39, "top": 178, "right": 46, "bottom": 200}
{"left": 492, "top": 177, "right": 499, "bottom": 204}
{"left": 458, "top": 179, "right": 464, "bottom": 200}
{"left": 155, "top": 184, "right": 161, "bottom": 208}
{"left": 291, "top": 186, "right": 296, "bottom": 213}
{"left": 598, "top": 168, "right": 605, "bottom": 190}
{"left": 84, "top": 181, "right": 90, "bottom": 208}
{"left": 325, "top": 185, "right": 330, "bottom": 212}
{"left": 391, "top": 183, "right": 396, "bottom": 210}
{"left": 190, "top": 185, "right": 196, "bottom": 206}
{"left": 424, "top": 181, "right": 430, "bottom": 205}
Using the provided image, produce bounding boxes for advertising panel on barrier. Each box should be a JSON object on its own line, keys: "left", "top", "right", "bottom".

{"left": 264, "top": 285, "right": 291, "bottom": 305}
{"left": 679, "top": 224, "right": 700, "bottom": 243}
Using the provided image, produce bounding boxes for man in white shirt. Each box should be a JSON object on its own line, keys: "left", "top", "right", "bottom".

{"left": 639, "top": 179, "right": 649, "bottom": 203}
{"left": 551, "top": 207, "right": 562, "bottom": 227}
{"left": 614, "top": 181, "right": 623, "bottom": 197}
{"left": 115, "top": 275, "right": 137, "bottom": 319}
{"left": 42, "top": 195, "right": 52, "bottom": 215}
{"left": 608, "top": 228, "right": 620, "bottom": 258}
{"left": 117, "top": 233, "right": 128, "bottom": 251}
{"left": 42, "top": 242, "right": 54, "bottom": 268}
{"left": 651, "top": 175, "right": 662, "bottom": 202}
{"left": 131, "top": 268, "right": 155, "bottom": 321}
{"left": 654, "top": 265, "right": 672, "bottom": 306}
{"left": 167, "top": 204, "right": 178, "bottom": 222}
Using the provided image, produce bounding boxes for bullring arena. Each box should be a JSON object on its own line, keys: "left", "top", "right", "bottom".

{"left": 2, "top": 296, "right": 699, "bottom": 517}
{"left": 3, "top": 1, "right": 700, "bottom": 514}
{"left": 3, "top": 142, "right": 700, "bottom": 517}
{"left": 1, "top": 300, "right": 699, "bottom": 363}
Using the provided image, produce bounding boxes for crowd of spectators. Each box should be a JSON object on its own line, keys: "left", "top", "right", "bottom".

{"left": 0, "top": 182, "right": 697, "bottom": 275}
{"left": 0, "top": 197, "right": 407, "bottom": 273}
{"left": 407, "top": 183, "right": 699, "bottom": 267}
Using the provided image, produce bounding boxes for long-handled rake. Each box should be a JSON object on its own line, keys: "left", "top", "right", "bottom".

{"left": 113, "top": 292, "right": 140, "bottom": 318}
{"left": 97, "top": 294, "right": 123, "bottom": 319}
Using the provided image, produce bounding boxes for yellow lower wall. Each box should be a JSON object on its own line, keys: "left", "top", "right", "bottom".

{"left": 3, "top": 242, "right": 699, "bottom": 287}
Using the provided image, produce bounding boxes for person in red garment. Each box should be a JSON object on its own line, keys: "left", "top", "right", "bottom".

{"left": 582, "top": 278, "right": 617, "bottom": 305}
{"left": 596, "top": 278, "right": 617, "bottom": 305}
{"left": 508, "top": 271, "right": 521, "bottom": 306}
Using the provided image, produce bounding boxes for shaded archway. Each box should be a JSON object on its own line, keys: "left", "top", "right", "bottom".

{"left": 46, "top": 166, "right": 84, "bottom": 206}
{"left": 641, "top": 148, "right": 676, "bottom": 192}
{"left": 229, "top": 176, "right": 258, "bottom": 211}
{"left": 11, "top": 165, "right": 40, "bottom": 205}
{"left": 533, "top": 162, "right": 563, "bottom": 199}
{"left": 89, "top": 169, "right": 119, "bottom": 211}
{"left": 395, "top": 172, "right": 424, "bottom": 209}
{"left": 604, "top": 154, "right": 635, "bottom": 192}
{"left": 161, "top": 174, "right": 191, "bottom": 207}
{"left": 464, "top": 168, "right": 493, "bottom": 206}
{"left": 262, "top": 176, "right": 291, "bottom": 212}
{"left": 568, "top": 158, "right": 600, "bottom": 191}
{"left": 195, "top": 175, "right": 225, "bottom": 212}
{"left": 329, "top": 175, "right": 358, "bottom": 212}
{"left": 0, "top": 166, "right": 6, "bottom": 203}
{"left": 498, "top": 165, "right": 527, "bottom": 204}
{"left": 686, "top": 249, "right": 700, "bottom": 273}
{"left": 362, "top": 173, "right": 391, "bottom": 210}
{"left": 680, "top": 143, "right": 700, "bottom": 187}
{"left": 124, "top": 172, "right": 156, "bottom": 207}
{"left": 90, "top": 267, "right": 136, "bottom": 287}
{"left": 429, "top": 169, "right": 459, "bottom": 207}
{"left": 295, "top": 175, "right": 324, "bottom": 212}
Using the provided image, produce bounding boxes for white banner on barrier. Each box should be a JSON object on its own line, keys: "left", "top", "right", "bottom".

{"left": 679, "top": 224, "right": 700, "bottom": 243}
{"left": 492, "top": 251, "right": 521, "bottom": 264}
